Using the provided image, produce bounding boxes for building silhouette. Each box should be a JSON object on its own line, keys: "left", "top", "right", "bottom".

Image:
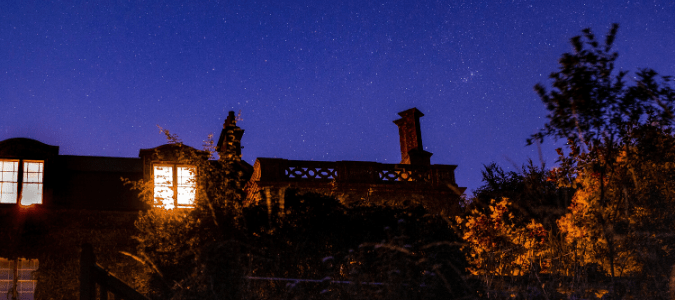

{"left": 0, "top": 108, "right": 465, "bottom": 299}
{"left": 0, "top": 108, "right": 464, "bottom": 213}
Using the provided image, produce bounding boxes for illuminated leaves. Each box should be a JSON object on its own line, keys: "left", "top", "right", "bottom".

{"left": 456, "top": 198, "right": 548, "bottom": 276}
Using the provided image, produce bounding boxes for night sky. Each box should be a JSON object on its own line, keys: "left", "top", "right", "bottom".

{"left": 2, "top": 0, "right": 674, "bottom": 195}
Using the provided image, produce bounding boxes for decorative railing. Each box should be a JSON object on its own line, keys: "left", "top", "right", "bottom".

{"left": 80, "top": 243, "right": 148, "bottom": 300}
{"left": 285, "top": 165, "right": 337, "bottom": 180}
{"left": 378, "top": 167, "right": 430, "bottom": 182}
{"left": 251, "top": 158, "right": 457, "bottom": 188}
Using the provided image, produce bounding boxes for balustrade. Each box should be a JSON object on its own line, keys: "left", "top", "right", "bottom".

{"left": 252, "top": 158, "right": 457, "bottom": 188}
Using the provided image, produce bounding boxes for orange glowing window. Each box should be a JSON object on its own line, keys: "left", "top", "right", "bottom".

{"left": 153, "top": 164, "right": 195, "bottom": 209}
{"left": 0, "top": 159, "right": 43, "bottom": 206}
{"left": 0, "top": 160, "right": 19, "bottom": 204}
{"left": 21, "top": 161, "right": 43, "bottom": 206}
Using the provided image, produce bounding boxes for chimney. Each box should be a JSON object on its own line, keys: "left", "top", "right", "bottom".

{"left": 393, "top": 108, "right": 432, "bottom": 165}
{"left": 216, "top": 111, "right": 244, "bottom": 160}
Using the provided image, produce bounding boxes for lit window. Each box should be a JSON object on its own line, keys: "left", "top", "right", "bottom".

{"left": 0, "top": 257, "right": 38, "bottom": 300}
{"left": 21, "top": 161, "right": 43, "bottom": 206}
{"left": 0, "top": 159, "right": 43, "bottom": 205}
{"left": 153, "top": 164, "right": 196, "bottom": 209}
{"left": 153, "top": 165, "right": 174, "bottom": 208}
{"left": 0, "top": 160, "right": 19, "bottom": 204}
{"left": 176, "top": 166, "right": 196, "bottom": 206}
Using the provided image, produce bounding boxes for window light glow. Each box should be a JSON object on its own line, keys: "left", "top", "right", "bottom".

{"left": 0, "top": 160, "right": 18, "bottom": 204}
{"left": 153, "top": 164, "right": 196, "bottom": 209}
{"left": 176, "top": 166, "right": 196, "bottom": 206}
{"left": 154, "top": 165, "right": 175, "bottom": 209}
{"left": 21, "top": 161, "right": 43, "bottom": 206}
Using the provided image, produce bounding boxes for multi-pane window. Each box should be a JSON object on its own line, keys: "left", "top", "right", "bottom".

{"left": 176, "top": 166, "right": 196, "bottom": 206}
{"left": 21, "top": 161, "right": 43, "bottom": 206}
{"left": 0, "top": 160, "right": 19, "bottom": 204}
{"left": 0, "top": 159, "right": 43, "bottom": 205}
{"left": 153, "top": 164, "right": 196, "bottom": 209}
{"left": 153, "top": 165, "right": 174, "bottom": 208}
{"left": 0, "top": 257, "right": 38, "bottom": 300}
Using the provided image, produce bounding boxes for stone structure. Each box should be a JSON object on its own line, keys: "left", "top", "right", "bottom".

{"left": 394, "top": 108, "right": 433, "bottom": 165}
{"left": 0, "top": 138, "right": 143, "bottom": 210}
{"left": 245, "top": 108, "right": 465, "bottom": 215}
{"left": 0, "top": 108, "right": 464, "bottom": 298}
{"left": 0, "top": 108, "right": 463, "bottom": 214}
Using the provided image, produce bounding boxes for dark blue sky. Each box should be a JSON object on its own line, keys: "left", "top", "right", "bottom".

{"left": 2, "top": 0, "right": 674, "bottom": 194}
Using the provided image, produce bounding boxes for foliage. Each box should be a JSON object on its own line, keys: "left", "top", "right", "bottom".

{"left": 0, "top": 208, "right": 141, "bottom": 300}
{"left": 529, "top": 23, "right": 675, "bottom": 150}
{"left": 131, "top": 130, "right": 249, "bottom": 300}
{"left": 129, "top": 130, "right": 469, "bottom": 300}
{"left": 243, "top": 190, "right": 470, "bottom": 300}
{"left": 338, "top": 216, "right": 470, "bottom": 300}
{"left": 455, "top": 24, "right": 675, "bottom": 299}
{"left": 472, "top": 160, "right": 572, "bottom": 231}
{"left": 531, "top": 23, "right": 675, "bottom": 293}
{"left": 456, "top": 198, "right": 548, "bottom": 277}
{"left": 556, "top": 125, "right": 675, "bottom": 294}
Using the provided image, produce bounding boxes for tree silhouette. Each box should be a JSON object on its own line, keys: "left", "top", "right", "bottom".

{"left": 532, "top": 23, "right": 675, "bottom": 296}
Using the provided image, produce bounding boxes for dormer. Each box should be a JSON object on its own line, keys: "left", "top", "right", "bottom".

{"left": 139, "top": 144, "right": 208, "bottom": 209}
{"left": 0, "top": 138, "right": 59, "bottom": 206}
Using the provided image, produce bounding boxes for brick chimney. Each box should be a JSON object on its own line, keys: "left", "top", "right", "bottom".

{"left": 216, "top": 111, "right": 244, "bottom": 160}
{"left": 393, "top": 108, "right": 432, "bottom": 165}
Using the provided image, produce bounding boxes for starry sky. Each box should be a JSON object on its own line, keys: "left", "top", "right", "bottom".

{"left": 1, "top": 0, "right": 674, "bottom": 195}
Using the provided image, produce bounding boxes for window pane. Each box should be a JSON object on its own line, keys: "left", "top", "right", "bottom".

{"left": 18, "top": 259, "right": 38, "bottom": 280}
{"left": 177, "top": 166, "right": 195, "bottom": 186}
{"left": 0, "top": 257, "right": 11, "bottom": 282}
{"left": 177, "top": 166, "right": 196, "bottom": 206}
{"left": 2, "top": 161, "right": 17, "bottom": 172}
{"left": 153, "top": 165, "right": 174, "bottom": 209}
{"left": 0, "top": 183, "right": 17, "bottom": 204}
{"left": 18, "top": 258, "right": 37, "bottom": 300}
{"left": 0, "top": 258, "right": 9, "bottom": 294}
{"left": 24, "top": 162, "right": 42, "bottom": 173}
{"left": 0, "top": 258, "right": 37, "bottom": 300}
{"left": 20, "top": 184, "right": 42, "bottom": 206}
{"left": 1, "top": 170, "right": 18, "bottom": 182}
{"left": 21, "top": 161, "right": 44, "bottom": 206}
{"left": 0, "top": 160, "right": 18, "bottom": 204}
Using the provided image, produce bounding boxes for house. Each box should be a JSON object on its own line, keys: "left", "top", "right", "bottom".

{"left": 0, "top": 108, "right": 464, "bottom": 213}
{"left": 0, "top": 138, "right": 143, "bottom": 210}
{"left": 0, "top": 108, "right": 464, "bottom": 298}
{"left": 245, "top": 108, "right": 465, "bottom": 215}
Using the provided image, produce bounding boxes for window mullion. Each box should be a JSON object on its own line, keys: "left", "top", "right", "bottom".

{"left": 173, "top": 164, "right": 178, "bottom": 208}
{"left": 13, "top": 258, "right": 18, "bottom": 296}
{"left": 17, "top": 160, "right": 24, "bottom": 203}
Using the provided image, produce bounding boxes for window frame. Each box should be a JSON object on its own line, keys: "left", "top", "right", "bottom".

{"left": 0, "top": 159, "right": 19, "bottom": 204}
{"left": 152, "top": 163, "right": 196, "bottom": 209}
{"left": 0, "top": 159, "right": 44, "bottom": 206}
{"left": 0, "top": 257, "right": 38, "bottom": 299}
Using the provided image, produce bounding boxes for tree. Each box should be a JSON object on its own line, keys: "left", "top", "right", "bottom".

{"left": 128, "top": 129, "right": 470, "bottom": 300}
{"left": 529, "top": 24, "right": 675, "bottom": 149}
{"left": 129, "top": 130, "right": 249, "bottom": 300}
{"left": 456, "top": 198, "right": 548, "bottom": 276}
{"left": 456, "top": 25, "right": 675, "bottom": 299}
{"left": 471, "top": 160, "right": 572, "bottom": 232}
{"left": 555, "top": 125, "right": 675, "bottom": 296}
{"left": 531, "top": 23, "right": 675, "bottom": 296}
